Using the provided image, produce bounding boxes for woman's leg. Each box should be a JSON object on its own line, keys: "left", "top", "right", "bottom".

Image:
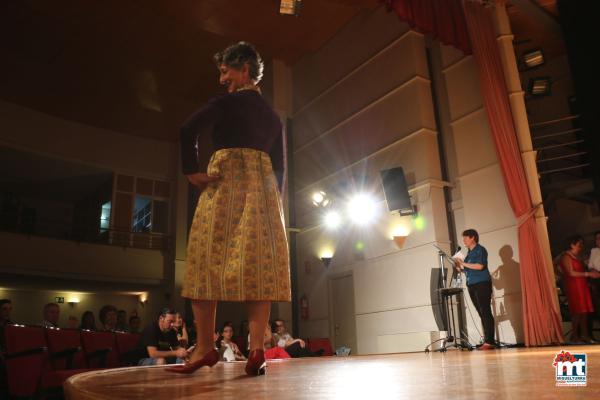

{"left": 580, "top": 312, "right": 591, "bottom": 341}
{"left": 190, "top": 300, "right": 217, "bottom": 362}
{"left": 570, "top": 313, "right": 582, "bottom": 342}
{"left": 247, "top": 301, "right": 271, "bottom": 351}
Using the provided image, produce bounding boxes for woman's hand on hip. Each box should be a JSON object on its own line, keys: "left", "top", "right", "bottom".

{"left": 186, "top": 172, "right": 221, "bottom": 189}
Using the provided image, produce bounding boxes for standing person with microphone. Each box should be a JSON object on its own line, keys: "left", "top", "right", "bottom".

{"left": 454, "top": 229, "right": 496, "bottom": 350}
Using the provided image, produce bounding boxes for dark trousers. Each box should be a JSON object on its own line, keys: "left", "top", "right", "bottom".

{"left": 467, "top": 280, "right": 495, "bottom": 344}
{"left": 285, "top": 342, "right": 314, "bottom": 358}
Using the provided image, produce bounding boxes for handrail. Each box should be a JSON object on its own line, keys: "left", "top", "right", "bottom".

{"left": 0, "top": 212, "right": 170, "bottom": 251}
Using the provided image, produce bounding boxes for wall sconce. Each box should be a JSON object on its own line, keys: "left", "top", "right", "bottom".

{"left": 67, "top": 298, "right": 80, "bottom": 307}
{"left": 522, "top": 48, "right": 544, "bottom": 69}
{"left": 391, "top": 225, "right": 410, "bottom": 249}
{"left": 139, "top": 293, "right": 148, "bottom": 307}
{"left": 393, "top": 235, "right": 407, "bottom": 249}
{"left": 321, "top": 257, "right": 332, "bottom": 268}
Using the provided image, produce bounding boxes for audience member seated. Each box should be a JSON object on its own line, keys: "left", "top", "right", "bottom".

{"left": 115, "top": 309, "right": 129, "bottom": 332}
{"left": 173, "top": 312, "right": 189, "bottom": 348}
{"left": 0, "top": 299, "right": 13, "bottom": 352}
{"left": 98, "top": 305, "right": 118, "bottom": 331}
{"left": 66, "top": 315, "right": 78, "bottom": 329}
{"left": 273, "top": 319, "right": 323, "bottom": 358}
{"left": 261, "top": 324, "right": 290, "bottom": 360}
{"left": 220, "top": 325, "right": 246, "bottom": 361}
{"left": 41, "top": 303, "right": 60, "bottom": 328}
{"left": 137, "top": 308, "right": 188, "bottom": 366}
{"left": 560, "top": 235, "right": 600, "bottom": 343}
{"left": 79, "top": 310, "right": 97, "bottom": 331}
{"left": 129, "top": 316, "right": 142, "bottom": 334}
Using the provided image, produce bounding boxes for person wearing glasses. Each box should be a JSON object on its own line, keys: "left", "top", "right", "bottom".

{"left": 166, "top": 41, "right": 290, "bottom": 377}
{"left": 137, "top": 308, "right": 189, "bottom": 366}
{"left": 453, "top": 229, "right": 496, "bottom": 350}
{"left": 272, "top": 319, "right": 322, "bottom": 358}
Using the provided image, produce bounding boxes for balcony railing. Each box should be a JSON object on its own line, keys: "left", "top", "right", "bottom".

{"left": 0, "top": 212, "right": 170, "bottom": 251}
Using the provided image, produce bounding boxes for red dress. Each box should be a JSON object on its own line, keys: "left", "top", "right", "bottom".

{"left": 560, "top": 254, "right": 594, "bottom": 314}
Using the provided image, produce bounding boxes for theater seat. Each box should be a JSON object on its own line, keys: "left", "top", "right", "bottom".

{"left": 307, "top": 338, "right": 334, "bottom": 356}
{"left": 4, "top": 325, "right": 47, "bottom": 397}
{"left": 45, "top": 327, "right": 88, "bottom": 370}
{"left": 81, "top": 330, "right": 119, "bottom": 368}
{"left": 115, "top": 332, "right": 142, "bottom": 366}
{"left": 4, "top": 325, "right": 91, "bottom": 398}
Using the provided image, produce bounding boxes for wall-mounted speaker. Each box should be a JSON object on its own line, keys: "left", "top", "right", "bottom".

{"left": 380, "top": 167, "right": 414, "bottom": 215}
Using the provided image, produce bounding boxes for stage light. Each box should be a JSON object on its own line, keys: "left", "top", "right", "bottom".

{"left": 522, "top": 49, "right": 544, "bottom": 69}
{"left": 312, "top": 191, "right": 330, "bottom": 207}
{"left": 347, "top": 194, "right": 377, "bottom": 225}
{"left": 324, "top": 210, "right": 341, "bottom": 229}
{"left": 279, "top": 0, "right": 302, "bottom": 16}
{"left": 528, "top": 77, "right": 551, "bottom": 96}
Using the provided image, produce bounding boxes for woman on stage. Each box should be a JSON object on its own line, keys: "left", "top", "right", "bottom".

{"left": 166, "top": 42, "right": 291, "bottom": 376}
{"left": 560, "top": 235, "right": 600, "bottom": 343}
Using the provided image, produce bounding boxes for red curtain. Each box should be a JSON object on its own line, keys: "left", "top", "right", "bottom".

{"left": 384, "top": 0, "right": 471, "bottom": 54}
{"left": 386, "top": 0, "right": 564, "bottom": 345}
{"left": 462, "top": 1, "right": 563, "bottom": 346}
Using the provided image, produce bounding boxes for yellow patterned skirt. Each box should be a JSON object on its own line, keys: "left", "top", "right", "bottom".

{"left": 182, "top": 148, "right": 291, "bottom": 302}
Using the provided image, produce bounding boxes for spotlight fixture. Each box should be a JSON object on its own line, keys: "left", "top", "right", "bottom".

{"left": 321, "top": 257, "right": 332, "bottom": 268}
{"left": 528, "top": 77, "right": 551, "bottom": 96}
{"left": 522, "top": 49, "right": 544, "bottom": 69}
{"left": 324, "top": 210, "right": 341, "bottom": 229}
{"left": 347, "top": 193, "right": 377, "bottom": 225}
{"left": 312, "top": 191, "right": 330, "bottom": 207}
{"left": 279, "top": 0, "right": 302, "bottom": 16}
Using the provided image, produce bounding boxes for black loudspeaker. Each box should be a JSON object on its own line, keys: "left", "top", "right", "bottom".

{"left": 380, "top": 167, "right": 414, "bottom": 214}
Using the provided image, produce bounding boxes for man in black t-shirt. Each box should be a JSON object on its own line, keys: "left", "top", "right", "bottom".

{"left": 137, "top": 308, "right": 189, "bottom": 365}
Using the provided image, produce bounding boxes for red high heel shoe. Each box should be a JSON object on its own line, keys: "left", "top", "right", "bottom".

{"left": 165, "top": 349, "right": 219, "bottom": 374}
{"left": 245, "top": 349, "right": 266, "bottom": 376}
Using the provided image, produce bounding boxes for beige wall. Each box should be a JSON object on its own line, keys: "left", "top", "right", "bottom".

{"left": 292, "top": 7, "right": 456, "bottom": 355}
{"left": 0, "top": 231, "right": 164, "bottom": 283}
{"left": 431, "top": 41, "right": 523, "bottom": 345}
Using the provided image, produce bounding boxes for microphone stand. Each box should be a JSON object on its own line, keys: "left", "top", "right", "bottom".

{"left": 425, "top": 246, "right": 473, "bottom": 353}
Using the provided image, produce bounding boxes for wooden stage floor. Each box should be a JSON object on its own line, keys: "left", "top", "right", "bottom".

{"left": 65, "top": 345, "right": 600, "bottom": 399}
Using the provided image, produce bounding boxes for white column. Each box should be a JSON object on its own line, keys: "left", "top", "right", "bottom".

{"left": 491, "top": 4, "right": 557, "bottom": 288}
